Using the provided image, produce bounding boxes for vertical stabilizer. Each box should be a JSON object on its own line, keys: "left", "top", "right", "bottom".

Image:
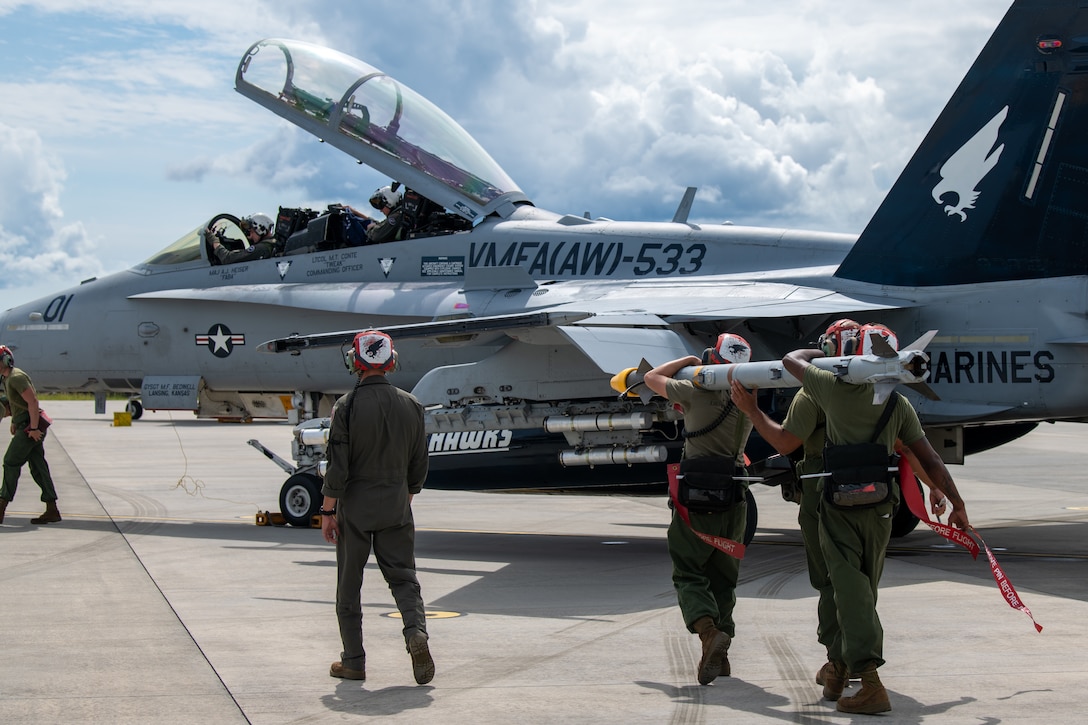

{"left": 836, "top": 0, "right": 1088, "bottom": 287}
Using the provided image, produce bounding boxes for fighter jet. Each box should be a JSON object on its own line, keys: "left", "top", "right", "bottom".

{"left": 3, "top": 0, "right": 1086, "bottom": 531}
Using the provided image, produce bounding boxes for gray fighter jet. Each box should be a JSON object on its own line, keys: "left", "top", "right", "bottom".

{"left": 2, "top": 0, "right": 1085, "bottom": 531}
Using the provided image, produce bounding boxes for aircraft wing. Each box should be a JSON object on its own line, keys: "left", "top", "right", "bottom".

{"left": 258, "top": 310, "right": 594, "bottom": 352}
{"left": 250, "top": 274, "right": 913, "bottom": 377}
{"left": 551, "top": 283, "right": 912, "bottom": 373}
{"left": 129, "top": 284, "right": 433, "bottom": 314}
{"left": 547, "top": 277, "right": 912, "bottom": 323}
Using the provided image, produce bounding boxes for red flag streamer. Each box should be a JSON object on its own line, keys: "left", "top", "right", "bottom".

{"left": 898, "top": 457, "right": 979, "bottom": 558}
{"left": 972, "top": 526, "right": 1044, "bottom": 633}
{"left": 898, "top": 458, "right": 1042, "bottom": 632}
{"left": 667, "top": 463, "right": 745, "bottom": 559}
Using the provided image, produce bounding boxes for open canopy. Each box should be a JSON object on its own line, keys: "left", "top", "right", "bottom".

{"left": 235, "top": 39, "right": 529, "bottom": 221}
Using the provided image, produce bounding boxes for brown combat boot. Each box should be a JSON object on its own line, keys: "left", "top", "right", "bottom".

{"left": 692, "top": 616, "right": 731, "bottom": 685}
{"left": 817, "top": 660, "right": 848, "bottom": 701}
{"left": 836, "top": 669, "right": 891, "bottom": 714}
{"left": 329, "top": 661, "right": 366, "bottom": 681}
{"left": 407, "top": 631, "right": 434, "bottom": 685}
{"left": 0, "top": 498, "right": 8, "bottom": 524}
{"left": 30, "top": 500, "right": 61, "bottom": 525}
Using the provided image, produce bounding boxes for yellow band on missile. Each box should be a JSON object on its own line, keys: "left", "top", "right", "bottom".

{"left": 610, "top": 367, "right": 638, "bottom": 396}
{"left": 690, "top": 365, "right": 706, "bottom": 388}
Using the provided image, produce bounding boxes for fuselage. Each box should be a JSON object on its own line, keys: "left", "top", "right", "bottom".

{"left": 0, "top": 205, "right": 854, "bottom": 398}
{"left": 3, "top": 203, "right": 1087, "bottom": 434}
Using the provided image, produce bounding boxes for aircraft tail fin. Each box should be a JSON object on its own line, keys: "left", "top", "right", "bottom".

{"left": 835, "top": 0, "right": 1088, "bottom": 287}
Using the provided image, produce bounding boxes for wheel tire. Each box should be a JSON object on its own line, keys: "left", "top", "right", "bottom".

{"left": 279, "top": 473, "right": 323, "bottom": 527}
{"left": 743, "top": 487, "right": 758, "bottom": 546}
{"left": 126, "top": 399, "right": 144, "bottom": 420}
{"left": 891, "top": 476, "right": 923, "bottom": 538}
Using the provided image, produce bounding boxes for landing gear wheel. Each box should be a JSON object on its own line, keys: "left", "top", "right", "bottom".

{"left": 891, "top": 476, "right": 923, "bottom": 538}
{"left": 125, "top": 399, "right": 144, "bottom": 420}
{"left": 743, "top": 487, "right": 758, "bottom": 546}
{"left": 279, "top": 473, "right": 323, "bottom": 527}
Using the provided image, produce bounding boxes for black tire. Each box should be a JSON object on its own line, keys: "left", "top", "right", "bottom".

{"left": 125, "top": 399, "right": 144, "bottom": 420}
{"left": 279, "top": 473, "right": 322, "bottom": 527}
{"left": 891, "top": 476, "right": 923, "bottom": 538}
{"left": 743, "top": 487, "right": 758, "bottom": 546}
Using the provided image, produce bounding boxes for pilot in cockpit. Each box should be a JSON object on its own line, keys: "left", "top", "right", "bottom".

{"left": 364, "top": 184, "right": 407, "bottom": 244}
{"left": 210, "top": 213, "right": 277, "bottom": 264}
{"left": 364, "top": 182, "right": 451, "bottom": 244}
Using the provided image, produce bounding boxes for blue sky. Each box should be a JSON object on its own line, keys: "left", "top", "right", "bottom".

{"left": 0, "top": 0, "right": 1007, "bottom": 307}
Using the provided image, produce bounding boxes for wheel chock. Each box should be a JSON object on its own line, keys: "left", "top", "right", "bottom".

{"left": 256, "top": 511, "right": 287, "bottom": 526}
{"left": 254, "top": 511, "right": 322, "bottom": 528}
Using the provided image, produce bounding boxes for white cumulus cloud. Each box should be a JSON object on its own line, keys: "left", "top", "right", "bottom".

{"left": 0, "top": 122, "right": 101, "bottom": 285}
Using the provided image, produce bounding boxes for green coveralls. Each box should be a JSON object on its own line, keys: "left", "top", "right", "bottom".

{"left": 801, "top": 367, "right": 924, "bottom": 674}
{"left": 780, "top": 391, "right": 840, "bottom": 659}
{"left": 322, "top": 376, "right": 430, "bottom": 671}
{"left": 1, "top": 368, "right": 57, "bottom": 503}
{"left": 664, "top": 379, "right": 753, "bottom": 637}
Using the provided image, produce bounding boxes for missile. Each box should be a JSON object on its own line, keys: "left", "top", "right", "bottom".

{"left": 611, "top": 330, "right": 939, "bottom": 405}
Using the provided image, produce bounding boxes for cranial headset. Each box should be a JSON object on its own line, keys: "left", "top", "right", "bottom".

{"left": 347, "top": 330, "right": 397, "bottom": 372}
{"left": 701, "top": 332, "right": 752, "bottom": 365}
{"left": 818, "top": 319, "right": 862, "bottom": 357}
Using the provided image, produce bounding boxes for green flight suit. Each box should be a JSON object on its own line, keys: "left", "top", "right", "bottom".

{"left": 322, "top": 376, "right": 430, "bottom": 671}
{"left": 781, "top": 390, "right": 840, "bottom": 659}
{"left": 1, "top": 368, "right": 57, "bottom": 503}
{"left": 664, "top": 379, "right": 753, "bottom": 637}
{"left": 801, "top": 366, "right": 925, "bottom": 673}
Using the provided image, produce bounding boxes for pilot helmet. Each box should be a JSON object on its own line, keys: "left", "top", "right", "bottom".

{"left": 702, "top": 332, "right": 751, "bottom": 365}
{"left": 369, "top": 185, "right": 403, "bottom": 211}
{"left": 349, "top": 330, "right": 397, "bottom": 372}
{"left": 0, "top": 344, "right": 13, "bottom": 369}
{"left": 240, "top": 213, "right": 274, "bottom": 237}
{"left": 818, "top": 318, "right": 862, "bottom": 357}
{"left": 859, "top": 323, "right": 898, "bottom": 355}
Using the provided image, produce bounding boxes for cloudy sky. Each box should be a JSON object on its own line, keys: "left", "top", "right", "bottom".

{"left": 0, "top": 0, "right": 1008, "bottom": 307}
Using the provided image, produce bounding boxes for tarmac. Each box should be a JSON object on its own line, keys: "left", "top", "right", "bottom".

{"left": 1, "top": 400, "right": 1087, "bottom": 724}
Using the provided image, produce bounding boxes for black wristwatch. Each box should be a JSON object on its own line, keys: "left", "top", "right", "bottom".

{"left": 318, "top": 508, "right": 336, "bottom": 516}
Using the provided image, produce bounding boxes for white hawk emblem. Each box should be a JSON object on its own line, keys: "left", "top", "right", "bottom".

{"left": 931, "top": 106, "right": 1008, "bottom": 222}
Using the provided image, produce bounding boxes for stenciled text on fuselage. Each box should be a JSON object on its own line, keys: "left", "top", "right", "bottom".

{"left": 469, "top": 241, "right": 707, "bottom": 277}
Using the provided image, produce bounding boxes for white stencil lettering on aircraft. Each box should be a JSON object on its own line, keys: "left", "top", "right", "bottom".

{"left": 931, "top": 106, "right": 1008, "bottom": 222}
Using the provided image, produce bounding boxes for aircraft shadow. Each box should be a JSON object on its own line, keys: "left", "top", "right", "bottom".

{"left": 9, "top": 515, "right": 1086, "bottom": 615}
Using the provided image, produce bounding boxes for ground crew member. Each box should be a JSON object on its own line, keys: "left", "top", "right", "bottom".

{"left": 0, "top": 344, "right": 60, "bottom": 525}
{"left": 320, "top": 330, "right": 434, "bottom": 685}
{"left": 644, "top": 333, "right": 755, "bottom": 685}
{"left": 730, "top": 319, "right": 947, "bottom": 701}
{"left": 782, "top": 323, "right": 969, "bottom": 714}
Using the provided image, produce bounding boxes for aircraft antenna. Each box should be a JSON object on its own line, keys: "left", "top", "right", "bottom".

{"left": 672, "top": 187, "right": 697, "bottom": 224}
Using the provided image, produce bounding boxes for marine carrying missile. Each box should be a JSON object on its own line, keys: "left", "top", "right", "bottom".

{"left": 611, "top": 330, "right": 939, "bottom": 405}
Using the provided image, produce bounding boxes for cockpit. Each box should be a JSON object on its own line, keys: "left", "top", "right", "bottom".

{"left": 142, "top": 200, "right": 470, "bottom": 268}
{"left": 234, "top": 38, "right": 531, "bottom": 222}
{"left": 143, "top": 39, "right": 532, "bottom": 270}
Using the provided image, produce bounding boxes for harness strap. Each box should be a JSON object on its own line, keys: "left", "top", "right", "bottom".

{"left": 667, "top": 463, "right": 746, "bottom": 560}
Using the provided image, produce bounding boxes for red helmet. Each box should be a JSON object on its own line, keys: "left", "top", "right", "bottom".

{"left": 350, "top": 330, "right": 396, "bottom": 372}
{"left": 0, "top": 344, "right": 13, "bottom": 369}
{"left": 704, "top": 333, "right": 752, "bottom": 365}
{"left": 859, "top": 323, "right": 898, "bottom": 355}
{"left": 818, "top": 318, "right": 862, "bottom": 357}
